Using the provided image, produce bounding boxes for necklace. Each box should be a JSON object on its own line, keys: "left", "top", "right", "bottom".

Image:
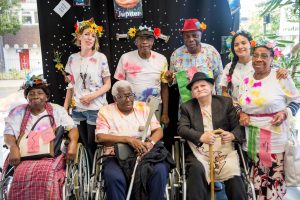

{"left": 80, "top": 58, "right": 88, "bottom": 89}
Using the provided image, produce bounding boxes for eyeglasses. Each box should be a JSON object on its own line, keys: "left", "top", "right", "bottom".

{"left": 116, "top": 93, "right": 135, "bottom": 101}
{"left": 252, "top": 53, "right": 270, "bottom": 59}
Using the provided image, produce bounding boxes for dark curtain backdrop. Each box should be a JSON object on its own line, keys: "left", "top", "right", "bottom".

{"left": 37, "top": 0, "right": 237, "bottom": 149}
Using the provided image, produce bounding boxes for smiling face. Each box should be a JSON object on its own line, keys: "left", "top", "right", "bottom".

{"left": 233, "top": 35, "right": 251, "bottom": 60}
{"left": 183, "top": 30, "right": 202, "bottom": 54}
{"left": 78, "top": 28, "right": 98, "bottom": 50}
{"left": 191, "top": 80, "right": 213, "bottom": 100}
{"left": 27, "top": 88, "right": 48, "bottom": 108}
{"left": 252, "top": 47, "right": 274, "bottom": 75}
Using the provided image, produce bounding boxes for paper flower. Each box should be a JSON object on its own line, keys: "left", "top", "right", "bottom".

{"left": 73, "top": 18, "right": 104, "bottom": 38}
{"left": 226, "top": 74, "right": 232, "bottom": 83}
{"left": 153, "top": 28, "right": 161, "bottom": 37}
{"left": 250, "top": 40, "right": 256, "bottom": 48}
{"left": 128, "top": 27, "right": 137, "bottom": 38}
{"left": 274, "top": 48, "right": 282, "bottom": 58}
{"left": 200, "top": 22, "right": 207, "bottom": 31}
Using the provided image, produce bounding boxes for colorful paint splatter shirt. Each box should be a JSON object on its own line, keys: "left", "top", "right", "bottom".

{"left": 95, "top": 101, "right": 161, "bottom": 155}
{"left": 170, "top": 43, "right": 223, "bottom": 95}
{"left": 65, "top": 52, "right": 111, "bottom": 110}
{"left": 114, "top": 50, "right": 168, "bottom": 102}
{"left": 219, "top": 60, "right": 254, "bottom": 103}
{"left": 239, "top": 69, "right": 300, "bottom": 153}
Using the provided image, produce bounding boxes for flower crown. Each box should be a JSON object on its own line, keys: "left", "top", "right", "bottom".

{"left": 251, "top": 38, "right": 276, "bottom": 49}
{"left": 73, "top": 18, "right": 104, "bottom": 38}
{"left": 128, "top": 25, "right": 161, "bottom": 38}
{"left": 20, "top": 74, "right": 48, "bottom": 90}
{"left": 195, "top": 21, "right": 207, "bottom": 32}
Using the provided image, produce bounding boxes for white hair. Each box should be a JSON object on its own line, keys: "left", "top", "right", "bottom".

{"left": 111, "top": 80, "right": 133, "bottom": 97}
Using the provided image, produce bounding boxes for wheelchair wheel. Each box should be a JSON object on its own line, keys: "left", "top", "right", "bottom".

{"left": 76, "top": 144, "right": 90, "bottom": 200}
{"left": 90, "top": 147, "right": 104, "bottom": 200}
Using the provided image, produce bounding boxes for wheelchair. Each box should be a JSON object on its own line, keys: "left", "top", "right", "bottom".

{"left": 63, "top": 143, "right": 90, "bottom": 200}
{"left": 89, "top": 144, "right": 172, "bottom": 200}
{"left": 168, "top": 136, "right": 256, "bottom": 200}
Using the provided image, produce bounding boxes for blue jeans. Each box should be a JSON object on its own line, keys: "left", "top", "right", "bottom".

{"left": 72, "top": 109, "right": 98, "bottom": 125}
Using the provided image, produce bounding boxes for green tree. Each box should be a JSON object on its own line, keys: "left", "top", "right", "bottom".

{"left": 0, "top": 0, "right": 21, "bottom": 35}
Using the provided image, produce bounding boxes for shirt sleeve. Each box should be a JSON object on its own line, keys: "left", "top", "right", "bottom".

{"left": 100, "top": 54, "right": 111, "bottom": 78}
{"left": 55, "top": 104, "right": 76, "bottom": 130}
{"left": 114, "top": 55, "right": 126, "bottom": 80}
{"left": 219, "top": 62, "right": 231, "bottom": 87}
{"left": 279, "top": 76, "right": 300, "bottom": 107}
{"left": 211, "top": 47, "right": 223, "bottom": 95}
{"left": 96, "top": 107, "right": 111, "bottom": 135}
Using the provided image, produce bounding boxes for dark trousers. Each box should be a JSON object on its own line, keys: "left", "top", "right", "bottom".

{"left": 186, "top": 154, "right": 247, "bottom": 200}
{"left": 103, "top": 157, "right": 168, "bottom": 200}
{"left": 77, "top": 121, "right": 96, "bottom": 167}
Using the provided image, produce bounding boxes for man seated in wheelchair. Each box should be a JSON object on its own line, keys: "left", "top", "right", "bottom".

{"left": 95, "top": 80, "right": 174, "bottom": 200}
{"left": 2, "top": 74, "right": 79, "bottom": 199}
{"left": 178, "top": 72, "right": 247, "bottom": 200}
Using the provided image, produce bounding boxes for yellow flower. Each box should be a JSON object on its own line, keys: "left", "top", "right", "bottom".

{"left": 55, "top": 63, "right": 64, "bottom": 71}
{"left": 128, "top": 27, "right": 137, "bottom": 38}
{"left": 70, "top": 98, "right": 75, "bottom": 108}
{"left": 161, "top": 71, "right": 168, "bottom": 83}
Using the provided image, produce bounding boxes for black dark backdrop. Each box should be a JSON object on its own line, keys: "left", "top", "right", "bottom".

{"left": 37, "top": 0, "right": 238, "bottom": 148}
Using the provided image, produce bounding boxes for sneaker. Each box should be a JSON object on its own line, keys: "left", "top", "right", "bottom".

{"left": 214, "top": 182, "right": 223, "bottom": 192}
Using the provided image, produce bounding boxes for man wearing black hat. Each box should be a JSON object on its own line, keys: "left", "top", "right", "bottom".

{"left": 178, "top": 72, "right": 247, "bottom": 200}
{"left": 114, "top": 25, "right": 169, "bottom": 127}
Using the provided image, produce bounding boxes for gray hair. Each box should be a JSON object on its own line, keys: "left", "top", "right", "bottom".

{"left": 111, "top": 80, "right": 133, "bottom": 97}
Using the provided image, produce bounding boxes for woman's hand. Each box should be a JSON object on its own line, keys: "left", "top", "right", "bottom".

{"left": 276, "top": 68, "right": 288, "bottom": 80}
{"left": 66, "top": 141, "right": 77, "bottom": 161}
{"left": 9, "top": 145, "right": 21, "bottom": 166}
{"left": 239, "top": 112, "right": 250, "bottom": 126}
{"left": 200, "top": 131, "right": 218, "bottom": 145}
{"left": 127, "top": 137, "right": 148, "bottom": 156}
{"left": 79, "top": 93, "right": 96, "bottom": 106}
{"left": 271, "top": 111, "right": 287, "bottom": 126}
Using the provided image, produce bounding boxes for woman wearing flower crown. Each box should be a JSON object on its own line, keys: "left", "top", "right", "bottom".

{"left": 63, "top": 18, "right": 111, "bottom": 164}
{"left": 238, "top": 40, "right": 300, "bottom": 199}
{"left": 2, "top": 74, "right": 79, "bottom": 199}
{"left": 219, "top": 31, "right": 287, "bottom": 109}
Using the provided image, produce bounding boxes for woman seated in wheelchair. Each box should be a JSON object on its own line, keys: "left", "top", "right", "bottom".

{"left": 178, "top": 72, "right": 247, "bottom": 200}
{"left": 2, "top": 74, "right": 79, "bottom": 199}
{"left": 95, "top": 80, "right": 174, "bottom": 200}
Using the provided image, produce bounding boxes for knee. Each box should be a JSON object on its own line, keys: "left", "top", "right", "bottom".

{"left": 188, "top": 161, "right": 205, "bottom": 177}
{"left": 104, "top": 168, "right": 126, "bottom": 186}
{"left": 152, "top": 163, "right": 168, "bottom": 180}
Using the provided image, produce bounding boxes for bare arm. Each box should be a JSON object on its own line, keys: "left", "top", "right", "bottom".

{"left": 66, "top": 127, "right": 79, "bottom": 161}
{"left": 4, "top": 134, "right": 21, "bottom": 166}
{"left": 160, "top": 83, "right": 169, "bottom": 126}
{"left": 64, "top": 88, "right": 73, "bottom": 110}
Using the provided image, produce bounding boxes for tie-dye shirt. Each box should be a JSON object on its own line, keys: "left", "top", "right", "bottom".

{"left": 96, "top": 101, "right": 161, "bottom": 155}
{"left": 65, "top": 51, "right": 111, "bottom": 110}
{"left": 239, "top": 69, "right": 300, "bottom": 153}
{"left": 114, "top": 50, "right": 168, "bottom": 101}
{"left": 170, "top": 43, "right": 223, "bottom": 95}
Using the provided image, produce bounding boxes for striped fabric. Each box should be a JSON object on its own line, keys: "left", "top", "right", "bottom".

{"left": 287, "top": 102, "right": 300, "bottom": 116}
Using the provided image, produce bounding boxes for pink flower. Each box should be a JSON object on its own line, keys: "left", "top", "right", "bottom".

{"left": 244, "top": 77, "right": 249, "bottom": 84}
{"left": 226, "top": 74, "right": 232, "bottom": 83}
{"left": 245, "top": 97, "right": 251, "bottom": 104}
{"left": 266, "top": 41, "right": 276, "bottom": 49}
{"left": 274, "top": 48, "right": 282, "bottom": 58}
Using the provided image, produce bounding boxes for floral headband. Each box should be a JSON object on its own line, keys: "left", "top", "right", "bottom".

{"left": 128, "top": 25, "right": 161, "bottom": 38}
{"left": 73, "top": 18, "right": 104, "bottom": 38}
{"left": 20, "top": 74, "right": 49, "bottom": 90}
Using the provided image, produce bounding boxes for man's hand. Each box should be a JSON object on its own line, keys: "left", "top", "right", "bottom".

{"left": 276, "top": 68, "right": 288, "bottom": 80}
{"left": 200, "top": 131, "right": 218, "bottom": 145}
{"left": 220, "top": 131, "right": 235, "bottom": 144}
{"left": 127, "top": 137, "right": 148, "bottom": 156}
{"left": 239, "top": 112, "right": 250, "bottom": 126}
{"left": 164, "top": 70, "right": 175, "bottom": 83}
{"left": 160, "top": 114, "right": 170, "bottom": 127}
{"left": 9, "top": 145, "right": 21, "bottom": 166}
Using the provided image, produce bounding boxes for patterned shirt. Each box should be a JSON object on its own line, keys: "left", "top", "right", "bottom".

{"left": 170, "top": 43, "right": 223, "bottom": 94}
{"left": 114, "top": 50, "right": 168, "bottom": 101}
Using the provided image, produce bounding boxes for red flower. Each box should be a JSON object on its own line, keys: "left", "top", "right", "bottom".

{"left": 153, "top": 28, "right": 161, "bottom": 37}
{"left": 226, "top": 74, "right": 232, "bottom": 83}
{"left": 250, "top": 40, "right": 256, "bottom": 48}
{"left": 35, "top": 79, "right": 42, "bottom": 84}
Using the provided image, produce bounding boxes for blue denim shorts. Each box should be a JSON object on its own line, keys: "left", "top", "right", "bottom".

{"left": 72, "top": 109, "right": 98, "bottom": 125}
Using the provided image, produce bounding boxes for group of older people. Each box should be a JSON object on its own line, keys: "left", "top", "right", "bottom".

{"left": 2, "top": 17, "right": 300, "bottom": 200}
